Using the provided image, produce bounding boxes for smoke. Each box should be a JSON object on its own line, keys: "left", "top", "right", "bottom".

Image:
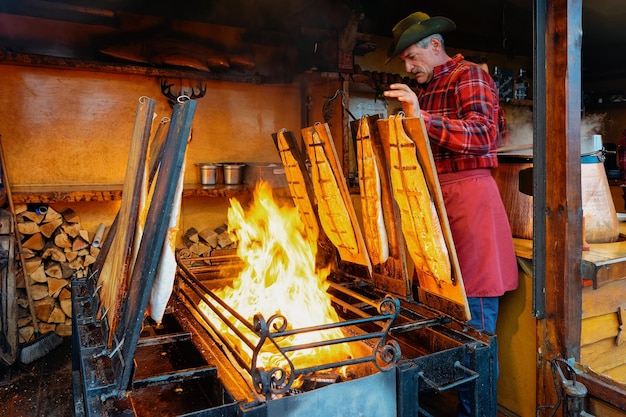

{"left": 581, "top": 113, "right": 606, "bottom": 136}
{"left": 505, "top": 107, "right": 607, "bottom": 147}
{"left": 507, "top": 106, "right": 533, "bottom": 146}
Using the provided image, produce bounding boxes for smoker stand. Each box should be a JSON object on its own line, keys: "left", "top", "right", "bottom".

{"left": 72, "top": 252, "right": 496, "bottom": 417}
{"left": 72, "top": 111, "right": 497, "bottom": 416}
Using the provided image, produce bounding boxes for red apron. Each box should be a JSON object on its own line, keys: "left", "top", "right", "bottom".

{"left": 438, "top": 169, "right": 518, "bottom": 297}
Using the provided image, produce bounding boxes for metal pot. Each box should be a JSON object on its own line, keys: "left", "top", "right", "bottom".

{"left": 197, "top": 163, "right": 220, "bottom": 185}
{"left": 223, "top": 163, "right": 245, "bottom": 185}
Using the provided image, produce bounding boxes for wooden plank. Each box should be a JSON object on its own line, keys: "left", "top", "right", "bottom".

{"left": 116, "top": 98, "right": 196, "bottom": 392}
{"left": 578, "top": 367, "right": 626, "bottom": 413}
{"left": 96, "top": 96, "right": 155, "bottom": 345}
{"left": 301, "top": 122, "right": 372, "bottom": 274}
{"left": 0, "top": 229, "right": 17, "bottom": 366}
{"left": 0, "top": 49, "right": 264, "bottom": 84}
{"left": 604, "top": 363, "right": 626, "bottom": 385}
{"left": 588, "top": 398, "right": 626, "bottom": 417}
{"left": 582, "top": 279, "right": 626, "bottom": 318}
{"left": 375, "top": 115, "right": 469, "bottom": 321}
{"left": 582, "top": 313, "right": 619, "bottom": 346}
{"left": 273, "top": 129, "right": 339, "bottom": 271}
{"left": 11, "top": 184, "right": 124, "bottom": 204}
{"left": 358, "top": 115, "right": 411, "bottom": 298}
{"left": 581, "top": 337, "right": 626, "bottom": 374}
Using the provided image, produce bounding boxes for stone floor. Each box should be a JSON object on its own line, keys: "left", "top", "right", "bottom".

{"left": 0, "top": 337, "right": 73, "bottom": 417}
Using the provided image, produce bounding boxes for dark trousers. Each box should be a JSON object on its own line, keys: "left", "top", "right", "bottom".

{"left": 457, "top": 296, "right": 499, "bottom": 417}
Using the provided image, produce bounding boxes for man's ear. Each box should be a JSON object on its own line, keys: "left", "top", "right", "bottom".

{"left": 430, "top": 37, "right": 441, "bottom": 53}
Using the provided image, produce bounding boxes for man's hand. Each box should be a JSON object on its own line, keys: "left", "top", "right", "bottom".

{"left": 383, "top": 83, "right": 420, "bottom": 117}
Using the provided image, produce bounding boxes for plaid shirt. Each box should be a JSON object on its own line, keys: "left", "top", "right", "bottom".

{"left": 419, "top": 54, "right": 506, "bottom": 174}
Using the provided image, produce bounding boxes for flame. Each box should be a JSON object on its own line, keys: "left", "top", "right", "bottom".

{"left": 200, "top": 181, "right": 354, "bottom": 380}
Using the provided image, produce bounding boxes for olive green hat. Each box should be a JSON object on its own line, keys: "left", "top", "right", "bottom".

{"left": 386, "top": 11, "right": 456, "bottom": 63}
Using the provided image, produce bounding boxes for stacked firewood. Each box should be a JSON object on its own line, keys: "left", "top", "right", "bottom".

{"left": 16, "top": 204, "right": 99, "bottom": 341}
{"left": 178, "top": 223, "right": 236, "bottom": 258}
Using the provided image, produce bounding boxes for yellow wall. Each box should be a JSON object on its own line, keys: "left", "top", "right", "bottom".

{"left": 0, "top": 64, "right": 303, "bottom": 233}
{"left": 497, "top": 263, "right": 537, "bottom": 416}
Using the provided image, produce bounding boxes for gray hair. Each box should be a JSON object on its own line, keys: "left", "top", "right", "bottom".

{"left": 415, "top": 33, "right": 444, "bottom": 49}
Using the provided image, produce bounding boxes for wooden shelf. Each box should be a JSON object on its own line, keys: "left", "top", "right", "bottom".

{"left": 0, "top": 50, "right": 265, "bottom": 84}
{"left": 501, "top": 98, "right": 533, "bottom": 107}
{"left": 9, "top": 184, "right": 252, "bottom": 204}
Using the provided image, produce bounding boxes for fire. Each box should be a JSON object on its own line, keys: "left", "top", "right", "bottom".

{"left": 201, "top": 181, "right": 354, "bottom": 379}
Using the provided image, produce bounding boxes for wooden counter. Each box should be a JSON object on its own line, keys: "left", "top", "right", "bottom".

{"left": 513, "top": 221, "right": 626, "bottom": 289}
{"left": 510, "top": 221, "right": 626, "bottom": 407}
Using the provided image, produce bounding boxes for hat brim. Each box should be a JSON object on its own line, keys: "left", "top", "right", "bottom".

{"left": 385, "top": 16, "right": 456, "bottom": 64}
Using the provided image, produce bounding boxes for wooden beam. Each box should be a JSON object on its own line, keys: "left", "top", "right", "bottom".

{"left": 535, "top": 0, "right": 583, "bottom": 412}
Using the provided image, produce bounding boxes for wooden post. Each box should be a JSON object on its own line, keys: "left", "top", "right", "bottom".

{"left": 535, "top": 0, "right": 583, "bottom": 413}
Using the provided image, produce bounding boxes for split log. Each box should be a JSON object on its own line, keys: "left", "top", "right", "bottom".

{"left": 42, "top": 241, "right": 67, "bottom": 262}
{"left": 47, "top": 277, "right": 68, "bottom": 297}
{"left": 217, "top": 231, "right": 234, "bottom": 248}
{"left": 72, "top": 237, "right": 89, "bottom": 251}
{"left": 183, "top": 227, "right": 199, "bottom": 246}
{"left": 20, "top": 211, "right": 44, "bottom": 224}
{"left": 29, "top": 264, "right": 47, "bottom": 283}
{"left": 30, "top": 284, "right": 48, "bottom": 301}
{"left": 62, "top": 222, "right": 81, "bottom": 238}
{"left": 24, "top": 256, "right": 42, "bottom": 274}
{"left": 22, "top": 232, "right": 45, "bottom": 251}
{"left": 65, "top": 249, "right": 78, "bottom": 262}
{"left": 33, "top": 297, "right": 55, "bottom": 322}
{"left": 60, "top": 208, "right": 80, "bottom": 224}
{"left": 45, "top": 262, "right": 63, "bottom": 279}
{"left": 19, "top": 248, "right": 36, "bottom": 260}
{"left": 79, "top": 229, "right": 90, "bottom": 243}
{"left": 38, "top": 322, "right": 56, "bottom": 334}
{"left": 43, "top": 207, "right": 62, "bottom": 224}
{"left": 189, "top": 242, "right": 212, "bottom": 256}
{"left": 60, "top": 297, "right": 72, "bottom": 317}
{"left": 55, "top": 323, "right": 72, "bottom": 337}
{"left": 83, "top": 254, "right": 96, "bottom": 267}
{"left": 198, "top": 227, "right": 218, "bottom": 248}
{"left": 39, "top": 218, "right": 63, "bottom": 238}
{"left": 48, "top": 305, "right": 67, "bottom": 323}
{"left": 68, "top": 257, "right": 83, "bottom": 270}
{"left": 17, "top": 221, "right": 40, "bottom": 235}
{"left": 17, "top": 315, "right": 31, "bottom": 328}
{"left": 54, "top": 232, "right": 72, "bottom": 249}
{"left": 59, "top": 287, "right": 71, "bottom": 301}
{"left": 19, "top": 326, "right": 34, "bottom": 344}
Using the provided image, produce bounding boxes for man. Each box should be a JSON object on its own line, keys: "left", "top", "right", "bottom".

{"left": 383, "top": 11, "right": 518, "bottom": 417}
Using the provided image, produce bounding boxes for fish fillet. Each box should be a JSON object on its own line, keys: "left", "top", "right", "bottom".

{"left": 387, "top": 115, "right": 451, "bottom": 284}
{"left": 356, "top": 118, "right": 389, "bottom": 265}
{"left": 148, "top": 158, "right": 186, "bottom": 324}
{"left": 306, "top": 125, "right": 359, "bottom": 254}
{"left": 276, "top": 129, "right": 319, "bottom": 238}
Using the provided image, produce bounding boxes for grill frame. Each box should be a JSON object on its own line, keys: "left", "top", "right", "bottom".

{"left": 72, "top": 114, "right": 498, "bottom": 416}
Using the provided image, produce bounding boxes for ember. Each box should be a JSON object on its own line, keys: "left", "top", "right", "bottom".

{"left": 199, "top": 181, "right": 355, "bottom": 379}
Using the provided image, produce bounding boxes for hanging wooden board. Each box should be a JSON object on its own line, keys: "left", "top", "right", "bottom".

{"left": 301, "top": 122, "right": 372, "bottom": 276}
{"left": 116, "top": 98, "right": 196, "bottom": 391}
{"left": 377, "top": 115, "right": 470, "bottom": 322}
{"left": 354, "top": 115, "right": 411, "bottom": 299}
{"left": 96, "top": 96, "right": 155, "bottom": 346}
